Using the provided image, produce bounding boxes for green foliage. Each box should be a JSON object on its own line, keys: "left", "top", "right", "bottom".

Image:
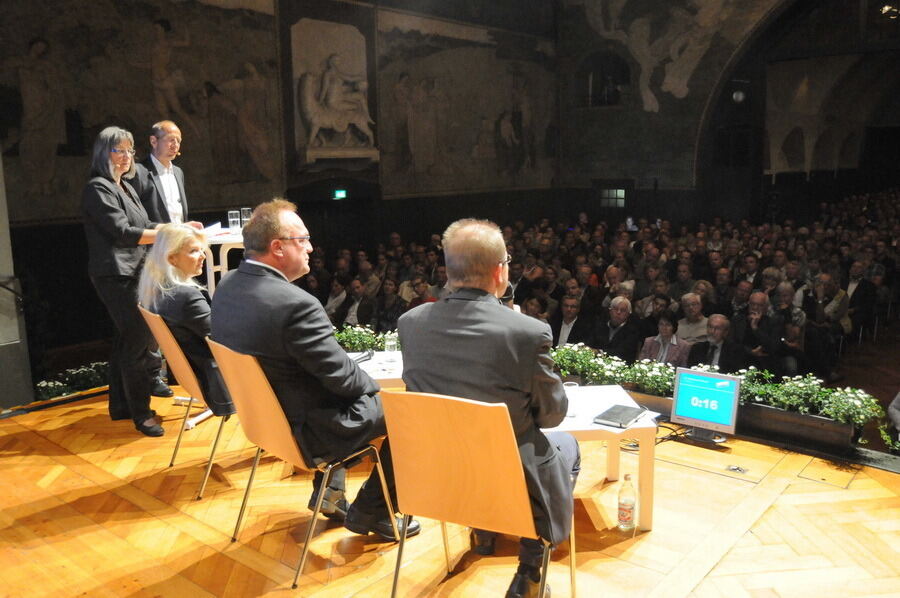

{"left": 34, "top": 361, "right": 109, "bottom": 401}
{"left": 333, "top": 325, "right": 396, "bottom": 352}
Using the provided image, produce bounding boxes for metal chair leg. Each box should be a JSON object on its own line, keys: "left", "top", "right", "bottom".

{"left": 538, "top": 541, "right": 552, "bottom": 598}
{"left": 233, "top": 447, "right": 262, "bottom": 541}
{"left": 390, "top": 513, "right": 412, "bottom": 598}
{"left": 293, "top": 462, "right": 337, "bottom": 589}
{"left": 169, "top": 399, "right": 194, "bottom": 467}
{"left": 197, "top": 416, "right": 227, "bottom": 499}
{"left": 371, "top": 447, "right": 400, "bottom": 541}
{"left": 440, "top": 521, "right": 451, "bottom": 574}
{"left": 570, "top": 514, "right": 577, "bottom": 597}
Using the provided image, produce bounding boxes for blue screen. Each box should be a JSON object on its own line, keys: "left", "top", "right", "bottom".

{"left": 673, "top": 370, "right": 739, "bottom": 430}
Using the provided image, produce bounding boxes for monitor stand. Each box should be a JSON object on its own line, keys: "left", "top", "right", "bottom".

{"left": 684, "top": 427, "right": 727, "bottom": 444}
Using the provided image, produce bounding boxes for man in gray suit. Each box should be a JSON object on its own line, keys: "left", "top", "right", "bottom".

{"left": 211, "top": 199, "right": 418, "bottom": 541}
{"left": 399, "top": 218, "right": 580, "bottom": 598}
{"left": 132, "top": 120, "right": 189, "bottom": 224}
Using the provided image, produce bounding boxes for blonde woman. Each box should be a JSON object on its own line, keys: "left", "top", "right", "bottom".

{"left": 138, "top": 224, "right": 234, "bottom": 417}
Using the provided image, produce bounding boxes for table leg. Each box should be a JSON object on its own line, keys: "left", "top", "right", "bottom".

{"left": 637, "top": 427, "right": 654, "bottom": 531}
{"left": 606, "top": 437, "right": 620, "bottom": 482}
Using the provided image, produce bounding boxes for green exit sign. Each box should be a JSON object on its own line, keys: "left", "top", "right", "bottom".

{"left": 333, "top": 189, "right": 348, "bottom": 200}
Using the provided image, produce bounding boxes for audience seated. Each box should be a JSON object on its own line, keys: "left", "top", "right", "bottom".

{"left": 304, "top": 186, "right": 897, "bottom": 386}
{"left": 638, "top": 312, "right": 691, "bottom": 367}
{"left": 592, "top": 296, "right": 642, "bottom": 363}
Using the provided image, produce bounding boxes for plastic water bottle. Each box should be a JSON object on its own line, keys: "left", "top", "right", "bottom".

{"left": 617, "top": 474, "right": 636, "bottom": 532}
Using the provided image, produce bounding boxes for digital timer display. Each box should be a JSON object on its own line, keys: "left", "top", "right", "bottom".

{"left": 671, "top": 368, "right": 741, "bottom": 434}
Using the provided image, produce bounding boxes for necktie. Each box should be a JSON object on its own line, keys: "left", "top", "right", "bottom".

{"left": 706, "top": 343, "right": 717, "bottom": 365}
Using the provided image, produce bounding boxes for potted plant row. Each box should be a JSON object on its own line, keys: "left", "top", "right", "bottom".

{"left": 548, "top": 343, "right": 889, "bottom": 453}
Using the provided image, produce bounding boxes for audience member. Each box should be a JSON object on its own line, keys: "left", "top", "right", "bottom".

{"left": 638, "top": 312, "right": 691, "bottom": 367}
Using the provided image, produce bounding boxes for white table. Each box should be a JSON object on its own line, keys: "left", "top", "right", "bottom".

{"left": 548, "top": 385, "right": 658, "bottom": 531}
{"left": 203, "top": 230, "right": 244, "bottom": 295}
{"left": 349, "top": 351, "right": 404, "bottom": 388}
{"left": 349, "top": 358, "right": 658, "bottom": 529}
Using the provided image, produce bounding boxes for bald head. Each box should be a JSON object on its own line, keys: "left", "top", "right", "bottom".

{"left": 442, "top": 218, "right": 507, "bottom": 293}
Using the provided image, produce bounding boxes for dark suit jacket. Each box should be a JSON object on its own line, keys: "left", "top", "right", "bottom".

{"left": 687, "top": 340, "right": 748, "bottom": 374}
{"left": 82, "top": 175, "right": 155, "bottom": 277}
{"left": 591, "top": 317, "right": 643, "bottom": 363}
{"left": 398, "top": 288, "right": 573, "bottom": 545}
{"left": 548, "top": 313, "right": 595, "bottom": 346}
{"left": 843, "top": 277, "right": 876, "bottom": 322}
{"left": 153, "top": 285, "right": 235, "bottom": 417}
{"left": 211, "top": 261, "right": 382, "bottom": 463}
{"left": 131, "top": 156, "right": 188, "bottom": 223}
{"left": 335, "top": 294, "right": 376, "bottom": 328}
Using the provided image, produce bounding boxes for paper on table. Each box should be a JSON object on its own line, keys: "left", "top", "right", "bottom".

{"left": 203, "top": 222, "right": 222, "bottom": 234}
{"left": 550, "top": 385, "right": 659, "bottom": 433}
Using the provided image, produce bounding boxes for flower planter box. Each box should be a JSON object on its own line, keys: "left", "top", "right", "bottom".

{"left": 736, "top": 402, "right": 856, "bottom": 453}
{"left": 627, "top": 391, "right": 856, "bottom": 453}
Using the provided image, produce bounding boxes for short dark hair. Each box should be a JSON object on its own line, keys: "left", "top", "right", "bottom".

{"left": 242, "top": 198, "right": 296, "bottom": 256}
{"left": 657, "top": 312, "right": 678, "bottom": 332}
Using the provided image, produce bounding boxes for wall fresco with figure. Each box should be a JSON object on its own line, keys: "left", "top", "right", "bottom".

{"left": 559, "top": 0, "right": 781, "bottom": 189}
{"left": 0, "top": 0, "right": 280, "bottom": 224}
{"left": 376, "top": 11, "right": 557, "bottom": 198}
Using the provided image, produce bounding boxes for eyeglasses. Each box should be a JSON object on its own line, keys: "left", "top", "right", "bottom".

{"left": 280, "top": 235, "right": 312, "bottom": 243}
{"left": 110, "top": 148, "right": 136, "bottom": 156}
{"left": 500, "top": 254, "right": 512, "bottom": 265}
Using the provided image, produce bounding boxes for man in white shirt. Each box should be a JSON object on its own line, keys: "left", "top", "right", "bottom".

{"left": 132, "top": 120, "right": 188, "bottom": 224}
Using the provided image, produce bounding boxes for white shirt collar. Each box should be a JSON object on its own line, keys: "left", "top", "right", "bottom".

{"left": 150, "top": 153, "right": 174, "bottom": 175}
{"left": 654, "top": 334, "right": 678, "bottom": 346}
{"left": 245, "top": 259, "right": 289, "bottom": 282}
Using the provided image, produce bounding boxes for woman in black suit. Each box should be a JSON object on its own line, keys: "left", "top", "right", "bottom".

{"left": 82, "top": 126, "right": 166, "bottom": 436}
{"left": 137, "top": 224, "right": 235, "bottom": 417}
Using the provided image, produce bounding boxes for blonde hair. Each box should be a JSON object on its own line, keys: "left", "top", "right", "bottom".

{"left": 138, "top": 224, "right": 206, "bottom": 309}
{"left": 442, "top": 218, "right": 506, "bottom": 287}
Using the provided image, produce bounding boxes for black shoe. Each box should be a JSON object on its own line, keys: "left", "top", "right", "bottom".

{"left": 135, "top": 419, "right": 164, "bottom": 437}
{"left": 344, "top": 504, "right": 421, "bottom": 541}
{"left": 505, "top": 572, "right": 549, "bottom": 598}
{"left": 151, "top": 377, "right": 174, "bottom": 397}
{"left": 470, "top": 529, "right": 496, "bottom": 555}
{"left": 307, "top": 486, "right": 349, "bottom": 522}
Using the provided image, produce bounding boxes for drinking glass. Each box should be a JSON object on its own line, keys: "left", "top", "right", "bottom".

{"left": 384, "top": 335, "right": 398, "bottom": 362}
{"left": 227, "top": 210, "right": 241, "bottom": 231}
{"left": 240, "top": 207, "right": 252, "bottom": 227}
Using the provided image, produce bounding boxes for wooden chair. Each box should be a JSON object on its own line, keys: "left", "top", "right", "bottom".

{"left": 206, "top": 338, "right": 398, "bottom": 589}
{"left": 138, "top": 306, "right": 224, "bottom": 498}
{"left": 380, "top": 390, "right": 576, "bottom": 598}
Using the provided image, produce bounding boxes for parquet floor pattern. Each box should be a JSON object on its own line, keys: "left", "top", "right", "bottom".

{"left": 0, "top": 394, "right": 898, "bottom": 597}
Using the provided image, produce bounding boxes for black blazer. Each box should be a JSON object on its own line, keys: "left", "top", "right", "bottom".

{"left": 549, "top": 312, "right": 595, "bottom": 346}
{"left": 82, "top": 175, "right": 155, "bottom": 277}
{"left": 131, "top": 156, "right": 189, "bottom": 223}
{"left": 153, "top": 285, "right": 234, "bottom": 417}
{"left": 211, "top": 261, "right": 382, "bottom": 463}
{"left": 591, "top": 317, "right": 643, "bottom": 363}
{"left": 687, "top": 340, "right": 748, "bottom": 374}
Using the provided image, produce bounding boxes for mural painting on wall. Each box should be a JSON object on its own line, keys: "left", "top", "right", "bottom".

{"left": 567, "top": 0, "right": 775, "bottom": 113}
{"left": 0, "top": 0, "right": 280, "bottom": 224}
{"left": 291, "top": 18, "right": 378, "bottom": 166}
{"left": 377, "top": 11, "right": 556, "bottom": 197}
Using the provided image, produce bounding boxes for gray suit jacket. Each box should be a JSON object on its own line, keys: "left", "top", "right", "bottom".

{"left": 210, "top": 261, "right": 382, "bottom": 463}
{"left": 132, "top": 156, "right": 188, "bottom": 223}
{"left": 398, "top": 287, "right": 573, "bottom": 544}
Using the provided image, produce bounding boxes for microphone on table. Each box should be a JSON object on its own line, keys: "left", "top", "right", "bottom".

{"left": 353, "top": 349, "right": 374, "bottom": 364}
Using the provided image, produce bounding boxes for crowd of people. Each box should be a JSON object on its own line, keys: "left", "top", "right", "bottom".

{"left": 80, "top": 115, "right": 899, "bottom": 596}
{"left": 298, "top": 192, "right": 899, "bottom": 385}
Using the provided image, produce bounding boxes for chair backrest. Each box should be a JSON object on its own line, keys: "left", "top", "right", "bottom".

{"left": 380, "top": 390, "right": 538, "bottom": 540}
{"left": 138, "top": 305, "right": 204, "bottom": 403}
{"left": 206, "top": 338, "right": 308, "bottom": 471}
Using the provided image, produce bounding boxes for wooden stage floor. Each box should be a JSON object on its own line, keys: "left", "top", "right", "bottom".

{"left": 1, "top": 393, "right": 899, "bottom": 598}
